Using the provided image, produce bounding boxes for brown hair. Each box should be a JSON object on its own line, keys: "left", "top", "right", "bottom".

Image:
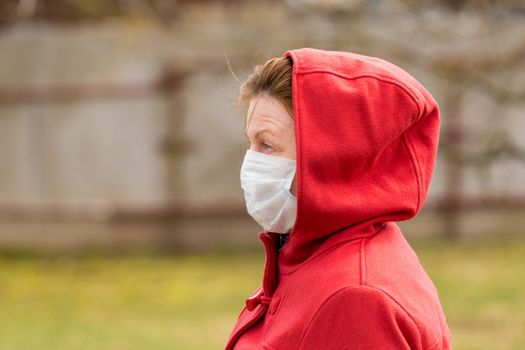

{"left": 237, "top": 56, "right": 294, "bottom": 118}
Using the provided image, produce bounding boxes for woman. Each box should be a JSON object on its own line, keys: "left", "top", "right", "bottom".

{"left": 225, "top": 47, "right": 451, "bottom": 350}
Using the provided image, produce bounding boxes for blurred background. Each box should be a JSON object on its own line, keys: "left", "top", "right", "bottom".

{"left": 0, "top": 0, "right": 524, "bottom": 349}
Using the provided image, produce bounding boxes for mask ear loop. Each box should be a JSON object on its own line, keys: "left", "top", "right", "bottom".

{"left": 266, "top": 188, "right": 296, "bottom": 232}
{"left": 283, "top": 162, "right": 297, "bottom": 193}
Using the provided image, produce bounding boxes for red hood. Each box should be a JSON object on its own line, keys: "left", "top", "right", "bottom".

{"left": 273, "top": 47, "right": 440, "bottom": 270}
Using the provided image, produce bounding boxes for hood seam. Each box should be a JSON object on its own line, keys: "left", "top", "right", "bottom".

{"left": 359, "top": 238, "right": 368, "bottom": 286}
{"left": 296, "top": 69, "right": 424, "bottom": 119}
{"left": 280, "top": 222, "right": 386, "bottom": 276}
{"left": 402, "top": 132, "right": 423, "bottom": 212}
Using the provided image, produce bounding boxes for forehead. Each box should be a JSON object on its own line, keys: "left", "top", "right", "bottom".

{"left": 246, "top": 94, "right": 292, "bottom": 130}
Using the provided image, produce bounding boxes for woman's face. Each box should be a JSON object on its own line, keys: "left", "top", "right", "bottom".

{"left": 245, "top": 93, "right": 297, "bottom": 196}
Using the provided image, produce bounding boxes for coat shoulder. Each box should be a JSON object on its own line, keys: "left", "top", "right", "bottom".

{"left": 294, "top": 223, "right": 451, "bottom": 349}
{"left": 299, "top": 285, "right": 422, "bottom": 350}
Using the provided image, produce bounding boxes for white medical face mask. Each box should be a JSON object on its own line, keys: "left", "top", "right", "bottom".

{"left": 240, "top": 149, "right": 297, "bottom": 234}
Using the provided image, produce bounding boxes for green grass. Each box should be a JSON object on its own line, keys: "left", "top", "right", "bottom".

{"left": 0, "top": 235, "right": 524, "bottom": 350}
{"left": 411, "top": 235, "right": 525, "bottom": 350}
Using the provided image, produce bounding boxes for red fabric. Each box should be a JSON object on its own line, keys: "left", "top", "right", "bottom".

{"left": 225, "top": 48, "right": 451, "bottom": 350}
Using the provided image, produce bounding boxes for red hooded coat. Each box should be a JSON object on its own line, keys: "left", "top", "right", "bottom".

{"left": 225, "top": 47, "right": 451, "bottom": 350}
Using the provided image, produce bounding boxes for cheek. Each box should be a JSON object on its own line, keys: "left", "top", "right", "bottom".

{"left": 283, "top": 135, "right": 296, "bottom": 159}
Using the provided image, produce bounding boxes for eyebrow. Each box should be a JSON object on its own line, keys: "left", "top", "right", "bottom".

{"left": 244, "top": 128, "right": 277, "bottom": 141}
